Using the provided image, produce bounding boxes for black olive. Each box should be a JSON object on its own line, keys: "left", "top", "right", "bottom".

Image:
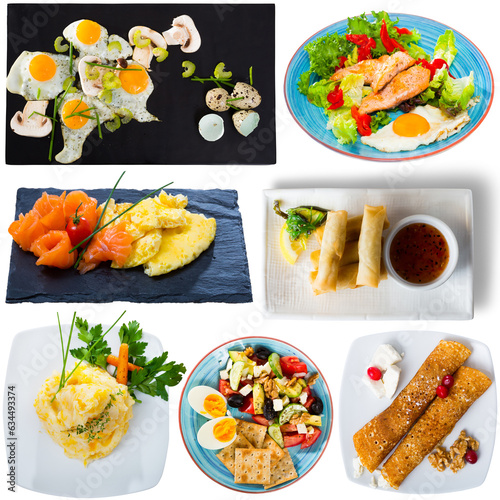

{"left": 309, "top": 397, "right": 323, "bottom": 415}
{"left": 227, "top": 393, "right": 244, "bottom": 408}
{"left": 263, "top": 399, "right": 277, "bottom": 421}
{"left": 255, "top": 347, "right": 271, "bottom": 360}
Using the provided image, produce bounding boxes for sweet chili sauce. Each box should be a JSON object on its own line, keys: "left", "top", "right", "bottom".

{"left": 389, "top": 223, "right": 449, "bottom": 284}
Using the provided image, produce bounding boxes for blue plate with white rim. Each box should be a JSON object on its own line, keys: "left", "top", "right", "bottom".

{"left": 179, "top": 337, "right": 333, "bottom": 493}
{"left": 285, "top": 13, "right": 494, "bottom": 161}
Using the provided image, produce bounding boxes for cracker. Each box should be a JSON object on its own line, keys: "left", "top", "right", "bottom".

{"left": 235, "top": 418, "right": 267, "bottom": 449}
{"left": 216, "top": 433, "right": 254, "bottom": 474}
{"left": 234, "top": 448, "right": 271, "bottom": 485}
{"left": 261, "top": 434, "right": 286, "bottom": 468}
{"left": 264, "top": 449, "right": 298, "bottom": 490}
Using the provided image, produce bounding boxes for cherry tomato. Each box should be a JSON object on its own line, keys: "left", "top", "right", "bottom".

{"left": 301, "top": 427, "right": 322, "bottom": 449}
{"left": 218, "top": 380, "right": 238, "bottom": 397}
{"left": 66, "top": 206, "right": 92, "bottom": 247}
{"left": 252, "top": 415, "right": 272, "bottom": 427}
{"left": 239, "top": 395, "right": 254, "bottom": 414}
{"left": 279, "top": 356, "right": 308, "bottom": 377}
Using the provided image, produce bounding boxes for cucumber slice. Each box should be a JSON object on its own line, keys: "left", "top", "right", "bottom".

{"left": 253, "top": 383, "right": 265, "bottom": 415}
{"left": 229, "top": 361, "right": 246, "bottom": 391}
{"left": 283, "top": 381, "right": 303, "bottom": 398}
{"left": 278, "top": 403, "right": 308, "bottom": 426}
{"left": 268, "top": 353, "right": 283, "bottom": 379}
{"left": 303, "top": 414, "right": 322, "bottom": 426}
{"left": 228, "top": 351, "right": 253, "bottom": 364}
{"left": 268, "top": 423, "right": 284, "bottom": 448}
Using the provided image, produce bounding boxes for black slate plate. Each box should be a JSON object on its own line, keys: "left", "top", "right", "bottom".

{"left": 6, "top": 188, "right": 253, "bottom": 303}
{"left": 6, "top": 3, "right": 276, "bottom": 165}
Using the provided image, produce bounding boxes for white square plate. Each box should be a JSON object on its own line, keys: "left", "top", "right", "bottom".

{"left": 264, "top": 188, "right": 473, "bottom": 319}
{"left": 339, "top": 331, "right": 496, "bottom": 494}
{"left": 3, "top": 324, "right": 169, "bottom": 497}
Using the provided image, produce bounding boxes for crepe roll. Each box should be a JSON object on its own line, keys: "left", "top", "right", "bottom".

{"left": 315, "top": 214, "right": 389, "bottom": 245}
{"left": 381, "top": 366, "right": 492, "bottom": 489}
{"left": 312, "top": 210, "right": 348, "bottom": 294}
{"left": 356, "top": 205, "right": 387, "bottom": 288}
{"left": 353, "top": 340, "right": 471, "bottom": 472}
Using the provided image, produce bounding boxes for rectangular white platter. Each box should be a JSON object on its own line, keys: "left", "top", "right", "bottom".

{"left": 264, "top": 188, "right": 473, "bottom": 320}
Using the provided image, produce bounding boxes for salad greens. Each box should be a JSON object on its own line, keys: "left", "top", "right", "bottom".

{"left": 298, "top": 11, "right": 477, "bottom": 145}
{"left": 274, "top": 201, "right": 328, "bottom": 241}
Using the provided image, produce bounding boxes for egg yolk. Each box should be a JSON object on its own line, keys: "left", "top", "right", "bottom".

{"left": 76, "top": 20, "right": 101, "bottom": 45}
{"left": 29, "top": 54, "right": 57, "bottom": 82}
{"left": 213, "top": 418, "right": 236, "bottom": 443}
{"left": 62, "top": 99, "right": 91, "bottom": 129}
{"left": 119, "top": 65, "right": 149, "bottom": 95}
{"left": 203, "top": 394, "right": 226, "bottom": 418}
{"left": 392, "top": 113, "right": 431, "bottom": 137}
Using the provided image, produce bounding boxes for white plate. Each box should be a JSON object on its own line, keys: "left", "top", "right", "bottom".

{"left": 3, "top": 323, "right": 169, "bottom": 497}
{"left": 339, "top": 331, "right": 496, "bottom": 494}
{"left": 264, "top": 188, "right": 473, "bottom": 319}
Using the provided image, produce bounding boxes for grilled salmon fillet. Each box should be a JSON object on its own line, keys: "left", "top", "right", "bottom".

{"left": 358, "top": 65, "right": 431, "bottom": 115}
{"left": 371, "top": 51, "right": 416, "bottom": 92}
{"left": 331, "top": 56, "right": 389, "bottom": 85}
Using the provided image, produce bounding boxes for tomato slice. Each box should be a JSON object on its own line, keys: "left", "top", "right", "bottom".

{"left": 252, "top": 415, "right": 273, "bottom": 426}
{"left": 284, "top": 433, "right": 306, "bottom": 448}
{"left": 280, "top": 423, "right": 297, "bottom": 433}
{"left": 279, "top": 356, "right": 308, "bottom": 377}
{"left": 300, "top": 427, "right": 322, "bottom": 449}
{"left": 219, "top": 379, "right": 238, "bottom": 397}
{"left": 240, "top": 395, "right": 254, "bottom": 414}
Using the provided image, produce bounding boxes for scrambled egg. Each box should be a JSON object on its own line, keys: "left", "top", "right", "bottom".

{"left": 34, "top": 363, "right": 134, "bottom": 465}
{"left": 102, "top": 191, "right": 216, "bottom": 275}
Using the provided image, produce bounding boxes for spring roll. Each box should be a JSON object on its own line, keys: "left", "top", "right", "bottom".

{"left": 381, "top": 366, "right": 492, "bottom": 489}
{"left": 356, "top": 205, "right": 387, "bottom": 288}
{"left": 353, "top": 340, "right": 471, "bottom": 472}
{"left": 315, "top": 214, "right": 389, "bottom": 245}
{"left": 312, "top": 210, "right": 347, "bottom": 294}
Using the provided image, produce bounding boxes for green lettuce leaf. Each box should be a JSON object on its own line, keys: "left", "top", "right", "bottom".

{"left": 440, "top": 71, "right": 475, "bottom": 114}
{"left": 328, "top": 110, "right": 358, "bottom": 145}
{"left": 433, "top": 30, "right": 457, "bottom": 66}
{"left": 339, "top": 74, "right": 364, "bottom": 108}
{"left": 370, "top": 111, "right": 391, "bottom": 133}
{"left": 306, "top": 79, "right": 339, "bottom": 109}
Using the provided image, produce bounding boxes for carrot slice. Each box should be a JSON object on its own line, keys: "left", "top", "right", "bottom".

{"left": 106, "top": 354, "right": 142, "bottom": 372}
{"left": 116, "top": 344, "right": 129, "bottom": 385}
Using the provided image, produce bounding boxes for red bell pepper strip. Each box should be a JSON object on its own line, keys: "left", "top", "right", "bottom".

{"left": 395, "top": 26, "right": 412, "bottom": 36}
{"left": 333, "top": 56, "right": 348, "bottom": 73}
{"left": 351, "top": 106, "right": 372, "bottom": 136}
{"left": 327, "top": 87, "right": 344, "bottom": 110}
{"left": 380, "top": 19, "right": 405, "bottom": 53}
{"left": 346, "top": 34, "right": 376, "bottom": 61}
{"left": 416, "top": 57, "right": 455, "bottom": 80}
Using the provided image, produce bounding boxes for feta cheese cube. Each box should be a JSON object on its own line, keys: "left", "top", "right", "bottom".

{"left": 352, "top": 457, "right": 364, "bottom": 478}
{"left": 246, "top": 374, "right": 253, "bottom": 380}
{"left": 362, "top": 374, "right": 386, "bottom": 398}
{"left": 219, "top": 369, "right": 229, "bottom": 381}
{"left": 253, "top": 365, "right": 263, "bottom": 378}
{"left": 299, "top": 391, "right": 308, "bottom": 405}
{"left": 239, "top": 384, "right": 252, "bottom": 396}
{"left": 280, "top": 376, "right": 290, "bottom": 385}
{"left": 307, "top": 426, "right": 315, "bottom": 434}
{"left": 226, "top": 358, "right": 233, "bottom": 371}
{"left": 296, "top": 423, "right": 308, "bottom": 435}
{"left": 382, "top": 364, "right": 401, "bottom": 399}
{"left": 262, "top": 362, "right": 272, "bottom": 374}
{"left": 272, "top": 399, "right": 283, "bottom": 411}
{"left": 370, "top": 344, "right": 402, "bottom": 371}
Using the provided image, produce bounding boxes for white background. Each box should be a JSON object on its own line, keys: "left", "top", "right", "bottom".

{"left": 1, "top": 0, "right": 499, "bottom": 499}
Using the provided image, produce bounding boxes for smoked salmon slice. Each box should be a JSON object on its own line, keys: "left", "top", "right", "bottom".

{"left": 30, "top": 230, "right": 77, "bottom": 269}
{"left": 63, "top": 190, "right": 100, "bottom": 231}
{"left": 33, "top": 191, "right": 67, "bottom": 231}
{"left": 8, "top": 210, "right": 47, "bottom": 251}
{"left": 77, "top": 221, "right": 134, "bottom": 274}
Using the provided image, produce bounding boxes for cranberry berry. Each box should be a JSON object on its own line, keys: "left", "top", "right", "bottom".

{"left": 465, "top": 449, "right": 478, "bottom": 464}
{"left": 442, "top": 375, "right": 454, "bottom": 389}
{"left": 367, "top": 366, "right": 382, "bottom": 381}
{"left": 436, "top": 385, "right": 449, "bottom": 398}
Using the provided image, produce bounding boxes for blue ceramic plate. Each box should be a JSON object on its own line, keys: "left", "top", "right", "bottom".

{"left": 179, "top": 337, "right": 333, "bottom": 493}
{"left": 285, "top": 13, "right": 494, "bottom": 161}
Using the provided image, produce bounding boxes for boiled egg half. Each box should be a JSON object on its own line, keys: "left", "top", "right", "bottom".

{"left": 197, "top": 416, "right": 237, "bottom": 450}
{"left": 188, "top": 385, "right": 227, "bottom": 419}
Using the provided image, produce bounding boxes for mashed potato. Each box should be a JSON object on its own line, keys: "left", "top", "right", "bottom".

{"left": 34, "top": 363, "right": 134, "bottom": 465}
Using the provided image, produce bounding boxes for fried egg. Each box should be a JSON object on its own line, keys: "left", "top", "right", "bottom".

{"left": 7, "top": 51, "right": 73, "bottom": 100}
{"left": 34, "top": 363, "right": 134, "bottom": 465}
{"left": 55, "top": 91, "right": 114, "bottom": 164}
{"left": 197, "top": 416, "right": 237, "bottom": 450}
{"left": 63, "top": 19, "right": 109, "bottom": 59}
{"left": 188, "top": 386, "right": 228, "bottom": 419}
{"left": 361, "top": 105, "right": 470, "bottom": 152}
{"left": 108, "top": 61, "right": 157, "bottom": 122}
{"left": 106, "top": 34, "right": 133, "bottom": 61}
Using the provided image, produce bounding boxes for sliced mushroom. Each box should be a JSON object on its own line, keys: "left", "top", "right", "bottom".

{"left": 162, "top": 15, "right": 201, "bottom": 53}
{"left": 78, "top": 56, "right": 106, "bottom": 96}
{"left": 128, "top": 26, "right": 167, "bottom": 70}
{"left": 232, "top": 110, "right": 260, "bottom": 137}
{"left": 206, "top": 88, "right": 230, "bottom": 112}
{"left": 230, "top": 82, "right": 261, "bottom": 110}
{"left": 11, "top": 101, "right": 52, "bottom": 138}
